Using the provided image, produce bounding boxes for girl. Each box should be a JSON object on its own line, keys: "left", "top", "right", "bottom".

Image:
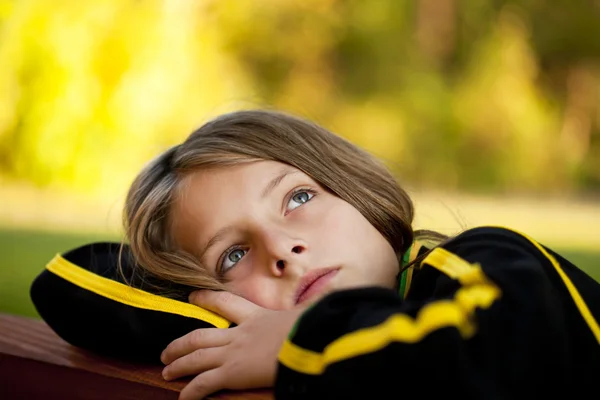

{"left": 123, "top": 109, "right": 600, "bottom": 400}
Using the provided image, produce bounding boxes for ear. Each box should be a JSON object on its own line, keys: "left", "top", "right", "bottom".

{"left": 30, "top": 242, "right": 232, "bottom": 363}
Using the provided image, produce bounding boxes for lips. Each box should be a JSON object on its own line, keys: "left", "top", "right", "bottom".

{"left": 294, "top": 267, "right": 339, "bottom": 305}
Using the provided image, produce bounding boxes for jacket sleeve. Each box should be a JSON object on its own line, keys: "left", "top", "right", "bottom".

{"left": 274, "top": 227, "right": 600, "bottom": 400}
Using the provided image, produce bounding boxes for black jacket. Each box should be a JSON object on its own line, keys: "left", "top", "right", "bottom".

{"left": 275, "top": 226, "right": 600, "bottom": 399}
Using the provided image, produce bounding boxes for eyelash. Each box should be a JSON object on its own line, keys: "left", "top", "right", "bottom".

{"left": 216, "top": 187, "right": 317, "bottom": 274}
{"left": 284, "top": 187, "right": 317, "bottom": 214}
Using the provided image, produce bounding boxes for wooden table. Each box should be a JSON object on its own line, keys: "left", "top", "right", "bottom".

{"left": 0, "top": 313, "right": 273, "bottom": 399}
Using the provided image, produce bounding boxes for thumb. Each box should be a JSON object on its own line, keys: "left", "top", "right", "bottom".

{"left": 189, "top": 290, "right": 262, "bottom": 324}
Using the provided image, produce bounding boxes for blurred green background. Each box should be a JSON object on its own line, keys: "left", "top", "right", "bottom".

{"left": 0, "top": 0, "right": 599, "bottom": 319}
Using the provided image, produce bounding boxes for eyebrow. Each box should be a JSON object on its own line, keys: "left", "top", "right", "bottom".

{"left": 260, "top": 168, "right": 297, "bottom": 199}
{"left": 198, "top": 168, "right": 298, "bottom": 264}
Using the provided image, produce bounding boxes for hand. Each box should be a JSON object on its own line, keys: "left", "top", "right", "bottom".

{"left": 161, "top": 291, "right": 304, "bottom": 400}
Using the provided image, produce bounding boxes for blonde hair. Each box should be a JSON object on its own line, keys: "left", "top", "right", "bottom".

{"left": 123, "top": 110, "right": 434, "bottom": 298}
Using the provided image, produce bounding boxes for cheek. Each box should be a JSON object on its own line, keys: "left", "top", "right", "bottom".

{"left": 225, "top": 278, "right": 283, "bottom": 310}
{"left": 226, "top": 279, "right": 264, "bottom": 306}
{"left": 363, "top": 233, "right": 399, "bottom": 288}
{"left": 318, "top": 200, "right": 399, "bottom": 283}
{"left": 222, "top": 256, "right": 279, "bottom": 309}
{"left": 316, "top": 200, "right": 381, "bottom": 248}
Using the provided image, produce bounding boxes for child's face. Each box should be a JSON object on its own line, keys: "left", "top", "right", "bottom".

{"left": 172, "top": 160, "right": 399, "bottom": 310}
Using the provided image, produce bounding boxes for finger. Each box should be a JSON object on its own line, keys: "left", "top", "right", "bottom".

{"left": 163, "top": 346, "right": 225, "bottom": 381}
{"left": 161, "top": 328, "right": 233, "bottom": 365}
{"left": 189, "top": 290, "right": 261, "bottom": 324}
{"left": 179, "top": 368, "right": 224, "bottom": 400}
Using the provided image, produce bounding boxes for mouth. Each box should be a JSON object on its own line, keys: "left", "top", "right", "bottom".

{"left": 294, "top": 267, "right": 339, "bottom": 305}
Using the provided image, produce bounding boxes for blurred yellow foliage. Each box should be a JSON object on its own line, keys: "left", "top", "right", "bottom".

{"left": 0, "top": 1, "right": 251, "bottom": 195}
{"left": 0, "top": 0, "right": 599, "bottom": 198}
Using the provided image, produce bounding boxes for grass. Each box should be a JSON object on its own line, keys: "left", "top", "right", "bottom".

{"left": 0, "top": 227, "right": 119, "bottom": 318}
{"left": 1, "top": 226, "right": 599, "bottom": 319}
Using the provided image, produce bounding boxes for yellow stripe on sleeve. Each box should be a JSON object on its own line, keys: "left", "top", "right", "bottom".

{"left": 279, "top": 248, "right": 500, "bottom": 375}
{"left": 46, "top": 253, "right": 230, "bottom": 329}
{"left": 501, "top": 227, "right": 600, "bottom": 344}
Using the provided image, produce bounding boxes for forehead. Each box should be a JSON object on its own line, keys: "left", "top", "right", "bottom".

{"left": 180, "top": 160, "right": 299, "bottom": 201}
{"left": 171, "top": 160, "right": 304, "bottom": 252}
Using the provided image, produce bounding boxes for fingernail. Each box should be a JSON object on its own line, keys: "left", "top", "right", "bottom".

{"left": 162, "top": 367, "right": 170, "bottom": 380}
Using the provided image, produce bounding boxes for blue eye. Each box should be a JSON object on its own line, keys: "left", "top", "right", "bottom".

{"left": 220, "top": 248, "right": 247, "bottom": 273}
{"left": 287, "top": 189, "right": 315, "bottom": 212}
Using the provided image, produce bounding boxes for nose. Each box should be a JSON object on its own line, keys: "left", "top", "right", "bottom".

{"left": 275, "top": 245, "right": 304, "bottom": 268}
{"left": 260, "top": 229, "right": 307, "bottom": 277}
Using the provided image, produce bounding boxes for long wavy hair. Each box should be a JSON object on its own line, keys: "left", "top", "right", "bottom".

{"left": 122, "top": 109, "right": 444, "bottom": 299}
